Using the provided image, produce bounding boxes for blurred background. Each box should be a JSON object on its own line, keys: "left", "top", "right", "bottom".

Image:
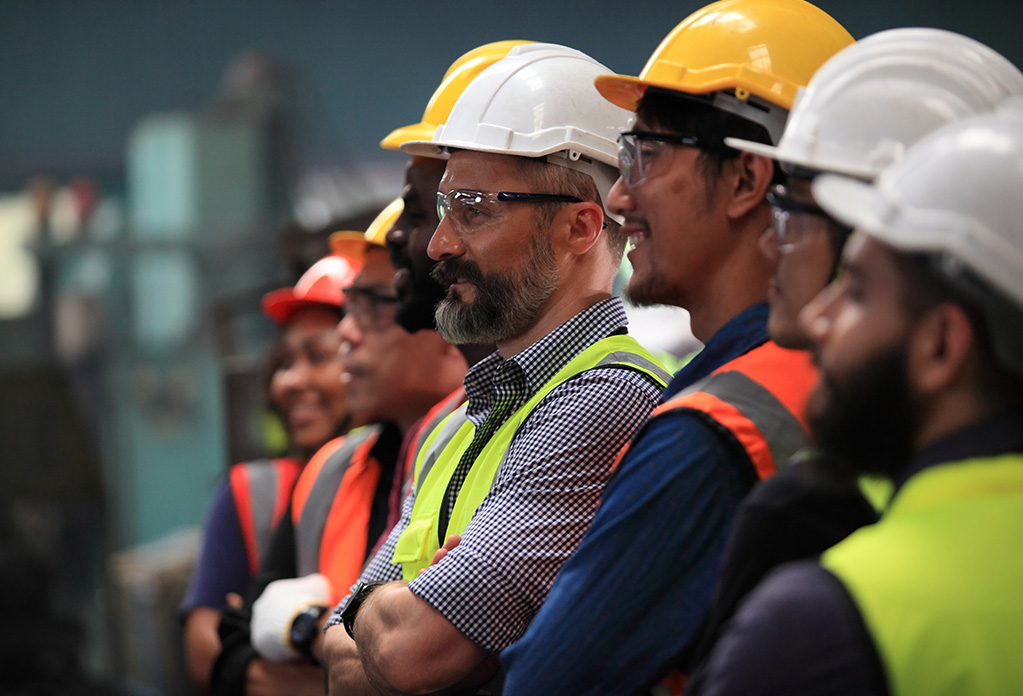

{"left": 1, "top": 1, "right": 1018, "bottom": 694}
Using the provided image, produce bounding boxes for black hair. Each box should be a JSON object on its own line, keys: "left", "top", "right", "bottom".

{"left": 636, "top": 88, "right": 786, "bottom": 191}
{"left": 893, "top": 252, "right": 1023, "bottom": 410}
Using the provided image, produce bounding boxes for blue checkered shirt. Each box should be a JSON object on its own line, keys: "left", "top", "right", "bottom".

{"left": 326, "top": 297, "right": 663, "bottom": 651}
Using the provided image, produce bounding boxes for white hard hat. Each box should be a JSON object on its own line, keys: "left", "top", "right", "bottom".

{"left": 727, "top": 28, "right": 1023, "bottom": 180}
{"left": 401, "top": 43, "right": 632, "bottom": 224}
{"left": 814, "top": 99, "right": 1023, "bottom": 312}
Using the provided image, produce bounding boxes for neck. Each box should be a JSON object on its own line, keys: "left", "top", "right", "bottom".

{"left": 687, "top": 221, "right": 772, "bottom": 343}
{"left": 915, "top": 389, "right": 994, "bottom": 452}
{"left": 496, "top": 290, "right": 611, "bottom": 358}
{"left": 458, "top": 342, "right": 496, "bottom": 367}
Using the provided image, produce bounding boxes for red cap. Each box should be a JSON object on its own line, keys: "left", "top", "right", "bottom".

{"left": 261, "top": 253, "right": 362, "bottom": 324}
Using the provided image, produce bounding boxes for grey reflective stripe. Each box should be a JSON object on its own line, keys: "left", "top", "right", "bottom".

{"left": 413, "top": 404, "right": 471, "bottom": 497}
{"left": 594, "top": 350, "right": 673, "bottom": 387}
{"left": 405, "top": 395, "right": 466, "bottom": 498}
{"left": 240, "top": 460, "right": 279, "bottom": 566}
{"left": 678, "top": 370, "right": 807, "bottom": 472}
{"left": 294, "top": 426, "right": 381, "bottom": 576}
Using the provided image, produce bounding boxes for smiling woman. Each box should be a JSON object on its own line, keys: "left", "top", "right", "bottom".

{"left": 179, "top": 250, "right": 361, "bottom": 694}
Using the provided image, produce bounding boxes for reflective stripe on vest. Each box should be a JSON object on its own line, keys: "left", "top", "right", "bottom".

{"left": 229, "top": 458, "right": 302, "bottom": 575}
{"left": 291, "top": 425, "right": 382, "bottom": 603}
{"left": 822, "top": 454, "right": 1023, "bottom": 696}
{"left": 393, "top": 334, "right": 671, "bottom": 581}
{"left": 402, "top": 387, "right": 468, "bottom": 502}
{"left": 624, "top": 341, "right": 816, "bottom": 480}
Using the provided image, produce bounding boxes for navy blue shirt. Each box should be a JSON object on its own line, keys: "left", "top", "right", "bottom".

{"left": 501, "top": 303, "right": 770, "bottom": 696}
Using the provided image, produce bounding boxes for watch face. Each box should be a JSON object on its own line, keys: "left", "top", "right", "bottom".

{"left": 290, "top": 608, "right": 321, "bottom": 652}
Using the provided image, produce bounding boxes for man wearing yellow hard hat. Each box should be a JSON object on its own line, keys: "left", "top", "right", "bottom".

{"left": 502, "top": 2, "right": 853, "bottom": 694}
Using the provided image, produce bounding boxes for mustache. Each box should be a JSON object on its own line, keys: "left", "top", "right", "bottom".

{"left": 431, "top": 258, "right": 484, "bottom": 287}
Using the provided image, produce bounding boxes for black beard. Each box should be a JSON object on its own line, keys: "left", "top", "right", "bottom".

{"left": 808, "top": 343, "right": 918, "bottom": 478}
{"left": 394, "top": 272, "right": 445, "bottom": 333}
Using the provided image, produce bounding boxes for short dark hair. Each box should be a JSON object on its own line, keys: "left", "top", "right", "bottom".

{"left": 636, "top": 88, "right": 785, "bottom": 192}
{"left": 893, "top": 251, "right": 1023, "bottom": 409}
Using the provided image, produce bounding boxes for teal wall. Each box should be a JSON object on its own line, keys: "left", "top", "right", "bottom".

{"left": 1, "top": 0, "right": 1020, "bottom": 187}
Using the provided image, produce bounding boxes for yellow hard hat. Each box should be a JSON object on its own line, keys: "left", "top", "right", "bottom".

{"left": 380, "top": 40, "right": 534, "bottom": 150}
{"left": 328, "top": 197, "right": 404, "bottom": 262}
{"left": 596, "top": 0, "right": 854, "bottom": 113}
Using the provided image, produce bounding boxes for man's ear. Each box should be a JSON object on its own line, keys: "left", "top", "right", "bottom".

{"left": 561, "top": 201, "right": 605, "bottom": 257}
{"left": 726, "top": 152, "right": 774, "bottom": 220}
{"left": 909, "top": 302, "right": 976, "bottom": 395}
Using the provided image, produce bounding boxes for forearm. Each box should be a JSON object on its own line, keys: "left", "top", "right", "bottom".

{"left": 323, "top": 624, "right": 380, "bottom": 696}
{"left": 184, "top": 608, "right": 221, "bottom": 694}
{"left": 245, "top": 658, "right": 327, "bottom": 696}
{"left": 345, "top": 582, "right": 490, "bottom": 695}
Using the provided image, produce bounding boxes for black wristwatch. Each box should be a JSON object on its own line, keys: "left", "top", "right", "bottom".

{"left": 340, "top": 581, "right": 384, "bottom": 639}
{"left": 289, "top": 604, "right": 328, "bottom": 661}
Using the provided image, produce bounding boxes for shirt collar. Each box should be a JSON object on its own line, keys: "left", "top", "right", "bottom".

{"left": 895, "top": 409, "right": 1023, "bottom": 489}
{"left": 664, "top": 302, "right": 770, "bottom": 398}
{"left": 462, "top": 297, "right": 629, "bottom": 417}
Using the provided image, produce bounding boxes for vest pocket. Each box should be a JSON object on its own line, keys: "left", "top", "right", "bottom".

{"left": 392, "top": 514, "right": 436, "bottom": 565}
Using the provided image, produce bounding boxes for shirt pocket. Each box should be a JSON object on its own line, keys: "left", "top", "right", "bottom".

{"left": 392, "top": 513, "right": 436, "bottom": 565}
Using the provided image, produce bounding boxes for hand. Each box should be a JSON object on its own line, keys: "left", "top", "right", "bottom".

{"left": 419, "top": 535, "right": 462, "bottom": 577}
{"left": 251, "top": 573, "right": 331, "bottom": 662}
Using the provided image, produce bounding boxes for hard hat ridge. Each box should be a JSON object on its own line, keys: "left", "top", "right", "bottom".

{"left": 401, "top": 43, "right": 633, "bottom": 225}
{"left": 727, "top": 28, "right": 1023, "bottom": 180}
{"left": 814, "top": 100, "right": 1023, "bottom": 373}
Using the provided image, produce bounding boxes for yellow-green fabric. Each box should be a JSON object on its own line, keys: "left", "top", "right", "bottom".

{"left": 392, "top": 335, "right": 669, "bottom": 581}
{"left": 857, "top": 474, "right": 894, "bottom": 513}
{"left": 822, "top": 454, "right": 1023, "bottom": 696}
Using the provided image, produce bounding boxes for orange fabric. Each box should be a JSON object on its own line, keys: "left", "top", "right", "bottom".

{"left": 707, "top": 341, "right": 816, "bottom": 431}
{"left": 229, "top": 465, "right": 259, "bottom": 575}
{"left": 666, "top": 390, "right": 778, "bottom": 479}
{"left": 318, "top": 433, "right": 383, "bottom": 605}
{"left": 291, "top": 436, "right": 345, "bottom": 523}
{"left": 611, "top": 342, "right": 817, "bottom": 478}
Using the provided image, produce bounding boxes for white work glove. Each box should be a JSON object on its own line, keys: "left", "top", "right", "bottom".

{"left": 251, "top": 573, "right": 332, "bottom": 662}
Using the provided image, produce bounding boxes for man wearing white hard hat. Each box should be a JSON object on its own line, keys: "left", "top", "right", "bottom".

{"left": 321, "top": 43, "right": 670, "bottom": 695}
{"left": 691, "top": 102, "right": 1023, "bottom": 696}
{"left": 679, "top": 27, "right": 1023, "bottom": 674}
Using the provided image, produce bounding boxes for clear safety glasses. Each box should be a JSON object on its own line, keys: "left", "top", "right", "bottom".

{"left": 342, "top": 285, "right": 400, "bottom": 331}
{"left": 767, "top": 188, "right": 850, "bottom": 254}
{"left": 436, "top": 189, "right": 583, "bottom": 235}
{"left": 617, "top": 130, "right": 706, "bottom": 187}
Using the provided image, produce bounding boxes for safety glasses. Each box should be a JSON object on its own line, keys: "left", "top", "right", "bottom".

{"left": 342, "top": 285, "right": 400, "bottom": 331}
{"left": 436, "top": 189, "right": 583, "bottom": 235}
{"left": 767, "top": 188, "right": 850, "bottom": 254}
{"left": 617, "top": 130, "right": 706, "bottom": 187}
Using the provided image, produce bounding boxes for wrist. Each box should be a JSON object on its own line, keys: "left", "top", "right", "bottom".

{"left": 289, "top": 604, "right": 329, "bottom": 662}
{"left": 340, "top": 581, "right": 385, "bottom": 640}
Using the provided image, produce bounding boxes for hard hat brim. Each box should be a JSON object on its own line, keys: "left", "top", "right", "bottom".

{"left": 329, "top": 231, "right": 373, "bottom": 263}
{"left": 723, "top": 137, "right": 780, "bottom": 160}
{"left": 595, "top": 73, "right": 651, "bottom": 112}
{"left": 260, "top": 289, "right": 342, "bottom": 325}
{"left": 380, "top": 122, "right": 439, "bottom": 152}
{"left": 813, "top": 174, "right": 890, "bottom": 240}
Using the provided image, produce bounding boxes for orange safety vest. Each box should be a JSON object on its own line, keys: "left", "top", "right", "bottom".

{"left": 228, "top": 458, "right": 303, "bottom": 575}
{"left": 290, "top": 426, "right": 385, "bottom": 605}
{"left": 615, "top": 340, "right": 817, "bottom": 479}
{"left": 619, "top": 340, "right": 818, "bottom": 696}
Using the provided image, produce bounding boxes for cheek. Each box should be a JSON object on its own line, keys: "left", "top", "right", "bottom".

{"left": 313, "top": 363, "right": 346, "bottom": 400}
